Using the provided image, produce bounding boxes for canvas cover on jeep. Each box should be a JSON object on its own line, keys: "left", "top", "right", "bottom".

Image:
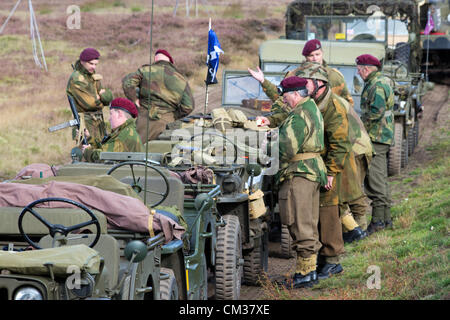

{"left": 0, "top": 176, "right": 185, "bottom": 243}
{"left": 0, "top": 244, "right": 102, "bottom": 276}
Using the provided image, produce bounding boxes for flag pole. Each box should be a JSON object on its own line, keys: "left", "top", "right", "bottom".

{"left": 201, "top": 18, "right": 212, "bottom": 165}
{"left": 204, "top": 17, "right": 211, "bottom": 116}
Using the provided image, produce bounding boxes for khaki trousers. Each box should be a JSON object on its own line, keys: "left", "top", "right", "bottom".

{"left": 319, "top": 205, "right": 345, "bottom": 261}
{"left": 278, "top": 176, "right": 321, "bottom": 259}
{"left": 136, "top": 108, "right": 175, "bottom": 143}
{"left": 365, "top": 143, "right": 391, "bottom": 217}
{"left": 346, "top": 153, "right": 370, "bottom": 230}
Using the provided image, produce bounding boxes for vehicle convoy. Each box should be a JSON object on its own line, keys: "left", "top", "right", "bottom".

{"left": 0, "top": 152, "right": 232, "bottom": 300}
{"left": 222, "top": 0, "right": 435, "bottom": 176}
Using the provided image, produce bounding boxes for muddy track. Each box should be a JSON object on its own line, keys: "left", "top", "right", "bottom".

{"left": 237, "top": 83, "right": 449, "bottom": 300}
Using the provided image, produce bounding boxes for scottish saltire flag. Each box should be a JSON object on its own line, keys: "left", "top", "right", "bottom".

{"left": 424, "top": 10, "right": 434, "bottom": 35}
{"left": 206, "top": 28, "right": 224, "bottom": 85}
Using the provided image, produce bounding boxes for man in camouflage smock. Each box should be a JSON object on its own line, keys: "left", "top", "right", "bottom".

{"left": 67, "top": 48, "right": 113, "bottom": 144}
{"left": 122, "top": 49, "right": 195, "bottom": 142}
{"left": 340, "top": 100, "right": 374, "bottom": 234}
{"left": 356, "top": 54, "right": 395, "bottom": 234}
{"left": 83, "top": 98, "right": 144, "bottom": 162}
{"left": 277, "top": 76, "right": 327, "bottom": 288}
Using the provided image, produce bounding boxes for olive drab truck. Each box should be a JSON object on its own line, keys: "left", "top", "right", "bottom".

{"left": 419, "top": 0, "right": 450, "bottom": 80}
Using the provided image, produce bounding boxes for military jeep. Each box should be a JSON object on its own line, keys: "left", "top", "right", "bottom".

{"left": 146, "top": 117, "right": 273, "bottom": 288}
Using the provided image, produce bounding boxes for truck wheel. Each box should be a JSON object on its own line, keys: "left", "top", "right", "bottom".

{"left": 407, "top": 126, "right": 415, "bottom": 156}
{"left": 160, "top": 268, "right": 179, "bottom": 300}
{"left": 401, "top": 137, "right": 409, "bottom": 168}
{"left": 414, "top": 121, "right": 420, "bottom": 147}
{"left": 215, "top": 215, "right": 243, "bottom": 300}
{"left": 280, "top": 225, "right": 295, "bottom": 259}
{"left": 388, "top": 122, "right": 403, "bottom": 176}
{"left": 394, "top": 42, "right": 411, "bottom": 67}
{"left": 243, "top": 230, "right": 269, "bottom": 285}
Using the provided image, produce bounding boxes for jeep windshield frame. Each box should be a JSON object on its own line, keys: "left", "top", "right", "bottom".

{"left": 304, "top": 15, "right": 388, "bottom": 43}
{"left": 221, "top": 70, "right": 285, "bottom": 106}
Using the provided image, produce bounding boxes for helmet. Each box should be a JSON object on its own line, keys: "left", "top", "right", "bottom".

{"left": 291, "top": 61, "right": 329, "bottom": 83}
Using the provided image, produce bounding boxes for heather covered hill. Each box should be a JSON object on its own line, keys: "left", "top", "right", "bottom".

{"left": 0, "top": 0, "right": 290, "bottom": 177}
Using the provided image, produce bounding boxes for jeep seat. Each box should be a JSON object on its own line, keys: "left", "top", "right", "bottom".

{"left": 39, "top": 234, "right": 120, "bottom": 289}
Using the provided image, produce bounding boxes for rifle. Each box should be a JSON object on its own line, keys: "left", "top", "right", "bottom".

{"left": 48, "top": 95, "right": 88, "bottom": 145}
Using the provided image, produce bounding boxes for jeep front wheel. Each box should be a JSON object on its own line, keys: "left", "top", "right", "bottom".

{"left": 215, "top": 215, "right": 243, "bottom": 300}
{"left": 160, "top": 268, "right": 179, "bottom": 300}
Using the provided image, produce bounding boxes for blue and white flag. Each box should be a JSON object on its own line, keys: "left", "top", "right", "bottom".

{"left": 206, "top": 28, "right": 224, "bottom": 85}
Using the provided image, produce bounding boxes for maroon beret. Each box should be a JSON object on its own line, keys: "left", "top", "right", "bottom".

{"left": 355, "top": 54, "right": 381, "bottom": 67}
{"left": 280, "top": 76, "right": 308, "bottom": 93}
{"left": 110, "top": 97, "right": 138, "bottom": 118}
{"left": 79, "top": 48, "right": 100, "bottom": 62}
{"left": 155, "top": 49, "right": 174, "bottom": 64}
{"left": 302, "top": 39, "right": 322, "bottom": 57}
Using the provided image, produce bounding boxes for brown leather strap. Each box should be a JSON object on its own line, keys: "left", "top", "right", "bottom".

{"left": 289, "top": 152, "right": 321, "bottom": 162}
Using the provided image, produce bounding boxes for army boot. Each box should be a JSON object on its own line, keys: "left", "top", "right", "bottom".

{"left": 384, "top": 206, "right": 393, "bottom": 229}
{"left": 317, "top": 255, "right": 343, "bottom": 280}
{"left": 341, "top": 214, "right": 367, "bottom": 243}
{"left": 367, "top": 206, "right": 385, "bottom": 235}
{"left": 288, "top": 254, "right": 318, "bottom": 289}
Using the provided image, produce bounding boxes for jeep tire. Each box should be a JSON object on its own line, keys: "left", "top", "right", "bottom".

{"left": 215, "top": 215, "right": 243, "bottom": 300}
{"left": 160, "top": 267, "right": 179, "bottom": 300}
{"left": 388, "top": 122, "right": 403, "bottom": 176}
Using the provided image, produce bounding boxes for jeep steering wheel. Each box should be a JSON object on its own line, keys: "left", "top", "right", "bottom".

{"left": 106, "top": 161, "right": 170, "bottom": 208}
{"left": 18, "top": 197, "right": 101, "bottom": 249}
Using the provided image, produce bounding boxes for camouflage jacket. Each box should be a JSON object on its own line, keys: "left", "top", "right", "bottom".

{"left": 122, "top": 60, "right": 195, "bottom": 120}
{"left": 360, "top": 71, "right": 395, "bottom": 145}
{"left": 84, "top": 118, "right": 144, "bottom": 162}
{"left": 261, "top": 61, "right": 353, "bottom": 126}
{"left": 66, "top": 60, "right": 112, "bottom": 113}
{"left": 323, "top": 61, "right": 354, "bottom": 106}
{"left": 341, "top": 96, "right": 374, "bottom": 162}
{"left": 316, "top": 89, "right": 363, "bottom": 205}
{"left": 277, "top": 97, "right": 327, "bottom": 186}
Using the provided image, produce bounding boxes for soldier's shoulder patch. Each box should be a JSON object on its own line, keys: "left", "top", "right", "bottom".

{"left": 330, "top": 67, "right": 344, "bottom": 79}
{"left": 76, "top": 74, "right": 86, "bottom": 82}
{"left": 92, "top": 74, "right": 103, "bottom": 81}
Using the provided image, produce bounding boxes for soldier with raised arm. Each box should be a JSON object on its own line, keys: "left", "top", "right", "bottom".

{"left": 247, "top": 39, "right": 354, "bottom": 128}
{"left": 276, "top": 76, "right": 327, "bottom": 289}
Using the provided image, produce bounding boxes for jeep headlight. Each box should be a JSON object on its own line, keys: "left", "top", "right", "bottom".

{"left": 221, "top": 174, "right": 242, "bottom": 194}
{"left": 14, "top": 286, "right": 43, "bottom": 300}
